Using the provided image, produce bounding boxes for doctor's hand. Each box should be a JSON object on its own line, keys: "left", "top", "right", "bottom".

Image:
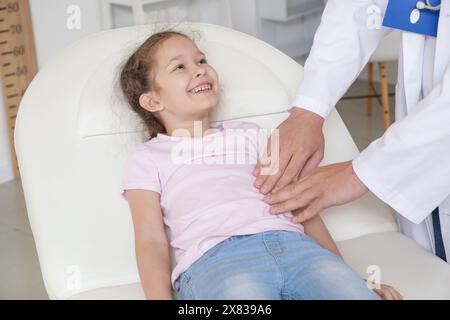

{"left": 253, "top": 107, "right": 325, "bottom": 194}
{"left": 263, "top": 161, "right": 369, "bottom": 223}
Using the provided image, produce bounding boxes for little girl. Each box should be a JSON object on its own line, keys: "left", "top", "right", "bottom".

{"left": 119, "top": 30, "right": 402, "bottom": 300}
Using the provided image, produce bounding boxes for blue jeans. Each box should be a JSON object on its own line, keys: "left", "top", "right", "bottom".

{"left": 175, "top": 231, "right": 380, "bottom": 300}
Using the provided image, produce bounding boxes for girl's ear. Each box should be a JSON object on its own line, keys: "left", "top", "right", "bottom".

{"left": 139, "top": 91, "right": 164, "bottom": 113}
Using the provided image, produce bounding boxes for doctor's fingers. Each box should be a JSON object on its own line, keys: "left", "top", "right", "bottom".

{"left": 268, "top": 188, "right": 319, "bottom": 216}
{"left": 263, "top": 178, "right": 312, "bottom": 205}
{"left": 255, "top": 148, "right": 292, "bottom": 194}
{"left": 298, "top": 148, "right": 324, "bottom": 179}
{"left": 253, "top": 138, "right": 272, "bottom": 184}
{"left": 253, "top": 137, "right": 273, "bottom": 177}
{"left": 272, "top": 152, "right": 310, "bottom": 193}
{"left": 252, "top": 162, "right": 262, "bottom": 177}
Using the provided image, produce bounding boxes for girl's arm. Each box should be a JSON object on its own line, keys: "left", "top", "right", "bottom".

{"left": 300, "top": 212, "right": 343, "bottom": 259}
{"left": 125, "top": 189, "right": 172, "bottom": 300}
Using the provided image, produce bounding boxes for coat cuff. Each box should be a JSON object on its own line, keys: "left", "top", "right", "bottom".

{"left": 352, "top": 154, "right": 430, "bottom": 225}
{"left": 290, "top": 95, "right": 332, "bottom": 119}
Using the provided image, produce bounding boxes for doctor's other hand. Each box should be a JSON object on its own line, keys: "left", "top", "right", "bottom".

{"left": 253, "top": 107, "right": 325, "bottom": 194}
{"left": 263, "top": 161, "right": 369, "bottom": 223}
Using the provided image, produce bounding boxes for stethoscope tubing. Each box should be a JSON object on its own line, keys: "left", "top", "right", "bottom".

{"left": 416, "top": 0, "right": 441, "bottom": 11}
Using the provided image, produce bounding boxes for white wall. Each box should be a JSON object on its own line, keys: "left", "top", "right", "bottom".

{"left": 0, "top": 0, "right": 103, "bottom": 183}
{"left": 230, "top": 0, "right": 259, "bottom": 36}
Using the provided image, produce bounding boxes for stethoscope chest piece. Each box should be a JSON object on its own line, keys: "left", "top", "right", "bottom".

{"left": 411, "top": 1, "right": 440, "bottom": 24}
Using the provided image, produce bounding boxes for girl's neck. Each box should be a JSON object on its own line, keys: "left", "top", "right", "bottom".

{"left": 164, "top": 116, "right": 213, "bottom": 138}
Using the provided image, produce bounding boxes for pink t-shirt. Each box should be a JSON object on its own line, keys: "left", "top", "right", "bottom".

{"left": 120, "top": 120, "right": 304, "bottom": 289}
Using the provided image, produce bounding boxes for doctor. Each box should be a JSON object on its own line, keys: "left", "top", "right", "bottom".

{"left": 255, "top": 0, "right": 450, "bottom": 262}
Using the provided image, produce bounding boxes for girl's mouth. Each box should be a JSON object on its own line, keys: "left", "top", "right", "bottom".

{"left": 189, "top": 83, "right": 213, "bottom": 94}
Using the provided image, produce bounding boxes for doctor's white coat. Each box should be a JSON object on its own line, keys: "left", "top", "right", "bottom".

{"left": 293, "top": 0, "right": 450, "bottom": 258}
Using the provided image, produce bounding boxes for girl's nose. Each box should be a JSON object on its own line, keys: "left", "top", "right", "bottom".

{"left": 195, "top": 66, "right": 206, "bottom": 77}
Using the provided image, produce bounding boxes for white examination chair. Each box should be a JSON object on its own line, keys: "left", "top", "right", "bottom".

{"left": 15, "top": 23, "right": 450, "bottom": 300}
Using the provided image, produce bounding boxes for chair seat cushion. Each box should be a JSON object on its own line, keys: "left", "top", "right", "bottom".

{"left": 338, "top": 231, "right": 450, "bottom": 299}
{"left": 68, "top": 283, "right": 146, "bottom": 300}
{"left": 68, "top": 231, "right": 450, "bottom": 300}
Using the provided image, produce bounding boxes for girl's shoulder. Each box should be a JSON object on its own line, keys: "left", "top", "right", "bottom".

{"left": 125, "top": 142, "right": 162, "bottom": 168}
{"left": 125, "top": 143, "right": 152, "bottom": 163}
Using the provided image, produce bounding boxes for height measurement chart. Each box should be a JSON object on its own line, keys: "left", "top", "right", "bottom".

{"left": 0, "top": 0, "right": 37, "bottom": 179}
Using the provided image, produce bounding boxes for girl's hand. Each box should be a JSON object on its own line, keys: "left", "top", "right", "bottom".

{"left": 373, "top": 284, "right": 404, "bottom": 300}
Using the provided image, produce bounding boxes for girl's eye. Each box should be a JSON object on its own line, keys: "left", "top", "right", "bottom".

{"left": 199, "top": 58, "right": 208, "bottom": 64}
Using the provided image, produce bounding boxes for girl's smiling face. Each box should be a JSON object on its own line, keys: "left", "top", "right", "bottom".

{"left": 140, "top": 34, "right": 220, "bottom": 123}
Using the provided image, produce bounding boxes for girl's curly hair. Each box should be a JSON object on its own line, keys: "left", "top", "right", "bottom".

{"left": 120, "top": 31, "right": 190, "bottom": 140}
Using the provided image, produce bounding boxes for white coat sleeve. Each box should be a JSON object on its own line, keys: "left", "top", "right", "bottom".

{"left": 291, "top": 0, "right": 391, "bottom": 118}
{"left": 353, "top": 62, "right": 450, "bottom": 224}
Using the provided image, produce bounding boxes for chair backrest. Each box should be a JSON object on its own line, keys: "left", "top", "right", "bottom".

{"left": 15, "top": 23, "right": 397, "bottom": 299}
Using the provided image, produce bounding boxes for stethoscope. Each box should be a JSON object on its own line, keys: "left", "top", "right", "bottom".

{"left": 410, "top": 1, "right": 440, "bottom": 24}
{"left": 416, "top": 0, "right": 441, "bottom": 11}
